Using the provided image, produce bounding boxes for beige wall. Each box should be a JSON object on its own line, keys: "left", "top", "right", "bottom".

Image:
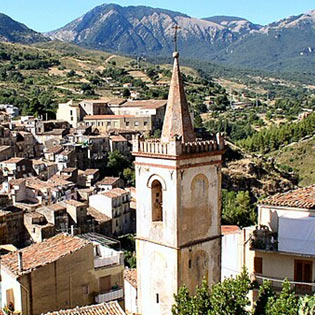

{"left": 135, "top": 152, "right": 222, "bottom": 315}
{"left": 19, "top": 244, "right": 97, "bottom": 315}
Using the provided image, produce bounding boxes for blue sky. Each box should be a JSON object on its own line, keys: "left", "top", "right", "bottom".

{"left": 0, "top": 0, "right": 314, "bottom": 32}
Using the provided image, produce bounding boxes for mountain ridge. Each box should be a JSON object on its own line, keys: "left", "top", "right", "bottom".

{"left": 46, "top": 4, "right": 315, "bottom": 73}
{"left": 0, "top": 13, "right": 48, "bottom": 44}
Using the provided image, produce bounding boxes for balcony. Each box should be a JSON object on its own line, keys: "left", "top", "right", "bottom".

{"left": 253, "top": 274, "right": 315, "bottom": 295}
{"left": 94, "top": 253, "right": 122, "bottom": 268}
{"left": 95, "top": 287, "right": 124, "bottom": 303}
{"left": 250, "top": 225, "right": 278, "bottom": 252}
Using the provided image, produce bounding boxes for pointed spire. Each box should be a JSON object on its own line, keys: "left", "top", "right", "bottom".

{"left": 161, "top": 52, "right": 196, "bottom": 144}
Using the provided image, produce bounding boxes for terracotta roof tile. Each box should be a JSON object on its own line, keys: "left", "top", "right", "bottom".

{"left": 85, "top": 115, "right": 134, "bottom": 120}
{"left": 97, "top": 177, "right": 121, "bottom": 186}
{"left": 124, "top": 268, "right": 137, "bottom": 288}
{"left": 221, "top": 225, "right": 240, "bottom": 235}
{"left": 83, "top": 169, "right": 99, "bottom": 175}
{"left": 43, "top": 301, "right": 125, "bottom": 315}
{"left": 2, "top": 157, "right": 25, "bottom": 164}
{"left": 87, "top": 207, "right": 111, "bottom": 223}
{"left": 1, "top": 234, "right": 89, "bottom": 276}
{"left": 260, "top": 185, "right": 315, "bottom": 209}
{"left": 110, "top": 135, "right": 127, "bottom": 142}
{"left": 65, "top": 200, "right": 86, "bottom": 207}
{"left": 102, "top": 188, "right": 127, "bottom": 198}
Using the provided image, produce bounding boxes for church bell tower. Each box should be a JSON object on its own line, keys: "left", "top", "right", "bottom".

{"left": 133, "top": 49, "right": 225, "bottom": 315}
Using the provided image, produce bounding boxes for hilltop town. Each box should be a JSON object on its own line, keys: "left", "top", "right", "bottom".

{"left": 0, "top": 4, "right": 314, "bottom": 315}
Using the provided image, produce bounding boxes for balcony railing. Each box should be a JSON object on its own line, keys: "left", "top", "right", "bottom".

{"left": 253, "top": 274, "right": 315, "bottom": 295}
{"left": 250, "top": 225, "right": 278, "bottom": 252}
{"left": 95, "top": 288, "right": 124, "bottom": 303}
{"left": 94, "top": 254, "right": 121, "bottom": 268}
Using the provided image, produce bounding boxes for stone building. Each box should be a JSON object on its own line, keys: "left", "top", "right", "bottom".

{"left": 1, "top": 233, "right": 125, "bottom": 315}
{"left": 133, "top": 51, "right": 225, "bottom": 315}
{"left": 89, "top": 188, "right": 132, "bottom": 236}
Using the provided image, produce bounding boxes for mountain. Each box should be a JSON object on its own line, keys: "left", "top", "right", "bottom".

{"left": 0, "top": 13, "right": 48, "bottom": 44}
{"left": 47, "top": 4, "right": 315, "bottom": 73}
{"left": 46, "top": 4, "right": 240, "bottom": 58}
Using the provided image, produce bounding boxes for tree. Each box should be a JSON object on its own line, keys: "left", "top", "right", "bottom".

{"left": 253, "top": 280, "right": 275, "bottom": 315}
{"left": 107, "top": 150, "right": 130, "bottom": 176}
{"left": 122, "top": 88, "right": 131, "bottom": 97}
{"left": 172, "top": 286, "right": 193, "bottom": 315}
{"left": 298, "top": 295, "right": 315, "bottom": 315}
{"left": 265, "top": 279, "right": 298, "bottom": 315}
{"left": 222, "top": 190, "right": 256, "bottom": 227}
{"left": 123, "top": 168, "right": 135, "bottom": 186}
{"left": 209, "top": 267, "right": 251, "bottom": 315}
{"left": 172, "top": 268, "right": 251, "bottom": 315}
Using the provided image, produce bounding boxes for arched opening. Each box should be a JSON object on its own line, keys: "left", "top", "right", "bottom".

{"left": 152, "top": 180, "right": 163, "bottom": 222}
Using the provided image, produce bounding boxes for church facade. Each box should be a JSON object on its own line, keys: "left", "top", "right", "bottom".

{"left": 133, "top": 51, "right": 225, "bottom": 315}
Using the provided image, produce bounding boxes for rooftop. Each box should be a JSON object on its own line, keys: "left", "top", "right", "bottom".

{"left": 1, "top": 234, "right": 89, "bottom": 276}
{"left": 43, "top": 301, "right": 125, "bottom": 315}
{"left": 103, "top": 188, "right": 128, "bottom": 198}
{"left": 83, "top": 169, "right": 99, "bottom": 175}
{"left": 110, "top": 135, "right": 128, "bottom": 142}
{"left": 260, "top": 185, "right": 315, "bottom": 209}
{"left": 97, "top": 177, "right": 121, "bottom": 186}
{"left": 2, "top": 157, "right": 25, "bottom": 164}
{"left": 64, "top": 199, "right": 86, "bottom": 207}
{"left": 221, "top": 225, "right": 240, "bottom": 235}
{"left": 85, "top": 115, "right": 134, "bottom": 120}
{"left": 87, "top": 207, "right": 112, "bottom": 223}
{"left": 122, "top": 100, "right": 167, "bottom": 109}
{"left": 124, "top": 268, "right": 137, "bottom": 288}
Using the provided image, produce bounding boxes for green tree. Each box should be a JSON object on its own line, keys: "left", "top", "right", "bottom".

{"left": 122, "top": 88, "right": 131, "bottom": 97}
{"left": 266, "top": 279, "right": 298, "bottom": 315}
{"left": 172, "top": 286, "right": 194, "bottom": 315}
{"left": 222, "top": 190, "right": 256, "bottom": 227}
{"left": 209, "top": 267, "right": 251, "bottom": 315}
{"left": 123, "top": 168, "right": 135, "bottom": 186}
{"left": 298, "top": 295, "right": 315, "bottom": 315}
{"left": 107, "top": 150, "right": 130, "bottom": 176}
{"left": 253, "top": 280, "right": 276, "bottom": 315}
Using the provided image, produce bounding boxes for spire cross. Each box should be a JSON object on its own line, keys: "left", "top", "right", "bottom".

{"left": 172, "top": 24, "right": 181, "bottom": 52}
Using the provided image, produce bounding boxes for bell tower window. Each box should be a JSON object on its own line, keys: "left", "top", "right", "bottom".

{"left": 152, "top": 180, "right": 163, "bottom": 222}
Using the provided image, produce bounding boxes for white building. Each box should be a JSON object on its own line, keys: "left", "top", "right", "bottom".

{"left": 133, "top": 51, "right": 225, "bottom": 315}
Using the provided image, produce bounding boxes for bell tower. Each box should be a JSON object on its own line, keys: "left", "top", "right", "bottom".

{"left": 133, "top": 50, "right": 225, "bottom": 315}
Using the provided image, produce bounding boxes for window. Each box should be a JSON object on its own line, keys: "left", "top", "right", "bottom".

{"left": 152, "top": 180, "right": 163, "bottom": 222}
{"left": 126, "top": 121, "right": 130, "bottom": 127}
{"left": 156, "top": 293, "right": 159, "bottom": 304}
{"left": 70, "top": 110, "right": 73, "bottom": 116}
{"left": 189, "top": 259, "right": 192, "bottom": 269}
{"left": 107, "top": 121, "right": 111, "bottom": 126}
{"left": 254, "top": 257, "right": 263, "bottom": 274}
{"left": 134, "top": 121, "right": 139, "bottom": 126}
{"left": 294, "top": 260, "right": 312, "bottom": 293}
{"left": 144, "top": 121, "right": 148, "bottom": 126}
{"left": 82, "top": 285, "right": 89, "bottom": 295}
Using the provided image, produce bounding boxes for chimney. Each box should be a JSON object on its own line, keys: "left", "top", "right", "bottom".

{"left": 18, "top": 251, "right": 23, "bottom": 272}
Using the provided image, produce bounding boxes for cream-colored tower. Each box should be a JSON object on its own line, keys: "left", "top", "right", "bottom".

{"left": 133, "top": 51, "right": 225, "bottom": 315}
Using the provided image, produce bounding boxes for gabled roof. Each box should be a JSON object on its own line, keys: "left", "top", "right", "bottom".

{"left": 260, "top": 185, "right": 315, "bottom": 209}
{"left": 1, "top": 234, "right": 89, "bottom": 277}
{"left": 161, "top": 52, "right": 196, "bottom": 144}
{"left": 43, "top": 301, "right": 125, "bottom": 315}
